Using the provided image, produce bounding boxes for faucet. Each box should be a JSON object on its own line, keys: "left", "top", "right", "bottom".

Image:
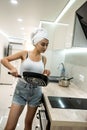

{"left": 58, "top": 63, "right": 65, "bottom": 77}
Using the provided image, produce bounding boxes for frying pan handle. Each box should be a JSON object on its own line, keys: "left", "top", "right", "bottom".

{"left": 8, "top": 72, "right": 21, "bottom": 78}
{"left": 67, "top": 77, "right": 73, "bottom": 81}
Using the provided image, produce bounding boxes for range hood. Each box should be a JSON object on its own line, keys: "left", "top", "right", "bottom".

{"left": 76, "top": 1, "right": 87, "bottom": 39}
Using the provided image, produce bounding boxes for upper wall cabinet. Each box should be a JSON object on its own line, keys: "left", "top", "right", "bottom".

{"left": 41, "top": 23, "right": 55, "bottom": 50}
{"left": 42, "top": 23, "right": 69, "bottom": 50}
{"left": 53, "top": 24, "right": 69, "bottom": 49}
{"left": 72, "top": 1, "right": 87, "bottom": 47}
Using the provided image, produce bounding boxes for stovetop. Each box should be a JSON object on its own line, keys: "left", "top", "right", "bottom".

{"left": 48, "top": 96, "right": 87, "bottom": 110}
{"left": 48, "top": 76, "right": 61, "bottom": 82}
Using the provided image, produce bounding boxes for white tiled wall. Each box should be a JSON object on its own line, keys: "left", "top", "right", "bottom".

{"left": 45, "top": 48, "right": 87, "bottom": 92}
{"left": 44, "top": 49, "right": 65, "bottom": 76}
{"left": 65, "top": 48, "right": 87, "bottom": 92}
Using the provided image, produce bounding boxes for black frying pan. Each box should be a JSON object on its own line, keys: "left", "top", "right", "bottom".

{"left": 8, "top": 71, "right": 49, "bottom": 86}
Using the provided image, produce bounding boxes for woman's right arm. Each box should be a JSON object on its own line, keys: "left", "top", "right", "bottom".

{"left": 1, "top": 50, "right": 28, "bottom": 77}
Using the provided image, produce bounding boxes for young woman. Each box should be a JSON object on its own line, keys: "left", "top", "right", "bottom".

{"left": 1, "top": 28, "right": 50, "bottom": 130}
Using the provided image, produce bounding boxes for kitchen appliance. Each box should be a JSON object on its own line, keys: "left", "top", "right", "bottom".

{"left": 76, "top": 1, "right": 87, "bottom": 39}
{"left": 48, "top": 96, "right": 87, "bottom": 110}
{"left": 8, "top": 71, "right": 49, "bottom": 86}
{"left": 38, "top": 110, "right": 48, "bottom": 130}
{"left": 58, "top": 77, "right": 73, "bottom": 87}
{"left": 35, "top": 104, "right": 50, "bottom": 130}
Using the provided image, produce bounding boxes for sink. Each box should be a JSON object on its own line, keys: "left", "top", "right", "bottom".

{"left": 48, "top": 96, "right": 87, "bottom": 110}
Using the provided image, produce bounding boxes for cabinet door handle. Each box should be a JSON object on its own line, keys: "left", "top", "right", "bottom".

{"left": 35, "top": 125, "right": 39, "bottom": 130}
{"left": 36, "top": 113, "right": 40, "bottom": 119}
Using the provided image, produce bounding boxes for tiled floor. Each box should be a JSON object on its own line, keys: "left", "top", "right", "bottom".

{"left": 0, "top": 81, "right": 39, "bottom": 130}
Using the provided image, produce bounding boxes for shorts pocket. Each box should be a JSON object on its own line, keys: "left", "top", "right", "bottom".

{"left": 17, "top": 80, "right": 27, "bottom": 88}
{"left": 15, "top": 80, "right": 29, "bottom": 95}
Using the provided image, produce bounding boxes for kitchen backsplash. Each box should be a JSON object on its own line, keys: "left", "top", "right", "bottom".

{"left": 44, "top": 50, "right": 65, "bottom": 76}
{"left": 45, "top": 47, "right": 87, "bottom": 92}
{"left": 65, "top": 47, "right": 87, "bottom": 92}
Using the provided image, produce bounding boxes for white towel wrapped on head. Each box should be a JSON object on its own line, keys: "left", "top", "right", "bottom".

{"left": 31, "top": 28, "right": 48, "bottom": 45}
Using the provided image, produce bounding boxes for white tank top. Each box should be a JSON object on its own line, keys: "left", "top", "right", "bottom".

{"left": 20, "top": 53, "right": 44, "bottom": 75}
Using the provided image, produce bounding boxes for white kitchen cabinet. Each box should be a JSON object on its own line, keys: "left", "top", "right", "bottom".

{"left": 50, "top": 126, "right": 87, "bottom": 130}
{"left": 0, "top": 43, "right": 23, "bottom": 85}
{"left": 53, "top": 24, "right": 68, "bottom": 50}
{"left": 41, "top": 23, "right": 55, "bottom": 50}
{"left": 0, "top": 64, "right": 15, "bottom": 84}
{"left": 0, "top": 60, "right": 21, "bottom": 85}
{"left": 41, "top": 23, "right": 69, "bottom": 50}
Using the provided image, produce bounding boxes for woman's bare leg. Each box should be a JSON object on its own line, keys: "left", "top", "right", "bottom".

{"left": 4, "top": 103, "right": 24, "bottom": 130}
{"left": 24, "top": 105, "right": 37, "bottom": 130}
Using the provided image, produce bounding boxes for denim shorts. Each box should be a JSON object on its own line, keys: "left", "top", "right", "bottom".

{"left": 12, "top": 79, "right": 42, "bottom": 107}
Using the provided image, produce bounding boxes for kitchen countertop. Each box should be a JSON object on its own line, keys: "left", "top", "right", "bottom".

{"left": 42, "top": 82, "right": 87, "bottom": 127}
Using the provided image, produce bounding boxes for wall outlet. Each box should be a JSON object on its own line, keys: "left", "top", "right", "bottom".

{"left": 79, "top": 74, "right": 84, "bottom": 82}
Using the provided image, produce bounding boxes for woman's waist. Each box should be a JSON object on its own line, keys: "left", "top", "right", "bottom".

{"left": 17, "top": 79, "right": 41, "bottom": 89}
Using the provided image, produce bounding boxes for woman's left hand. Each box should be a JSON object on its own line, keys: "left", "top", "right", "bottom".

{"left": 43, "top": 69, "right": 51, "bottom": 76}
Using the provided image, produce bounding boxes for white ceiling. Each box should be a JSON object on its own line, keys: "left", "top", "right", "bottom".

{"left": 0, "top": 0, "right": 70, "bottom": 40}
